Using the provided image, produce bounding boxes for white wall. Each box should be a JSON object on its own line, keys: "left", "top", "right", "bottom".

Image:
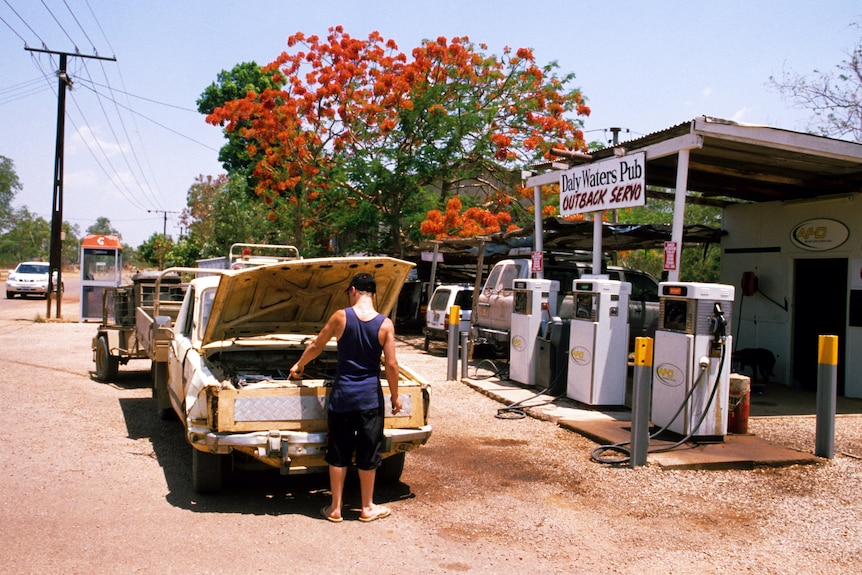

{"left": 720, "top": 193, "right": 862, "bottom": 398}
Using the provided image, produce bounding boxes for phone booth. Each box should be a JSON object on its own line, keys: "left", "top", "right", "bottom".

{"left": 509, "top": 279, "right": 558, "bottom": 387}
{"left": 652, "top": 282, "right": 734, "bottom": 438}
{"left": 80, "top": 235, "right": 123, "bottom": 322}
{"left": 566, "top": 278, "right": 631, "bottom": 406}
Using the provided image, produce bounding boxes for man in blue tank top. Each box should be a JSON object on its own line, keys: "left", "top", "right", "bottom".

{"left": 289, "top": 272, "right": 402, "bottom": 522}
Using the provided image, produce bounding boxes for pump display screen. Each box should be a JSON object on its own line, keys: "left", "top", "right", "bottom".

{"left": 662, "top": 285, "right": 689, "bottom": 297}
{"left": 662, "top": 299, "right": 689, "bottom": 332}
{"left": 575, "top": 282, "right": 593, "bottom": 292}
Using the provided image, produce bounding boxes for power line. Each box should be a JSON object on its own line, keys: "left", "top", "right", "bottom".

{"left": 2, "top": 0, "right": 46, "bottom": 47}
{"left": 38, "top": 0, "right": 77, "bottom": 50}
{"left": 76, "top": 82, "right": 219, "bottom": 151}
{"left": 60, "top": 0, "right": 98, "bottom": 54}
{"left": 76, "top": 77, "right": 198, "bottom": 112}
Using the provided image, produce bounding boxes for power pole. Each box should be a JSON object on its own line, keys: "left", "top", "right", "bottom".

{"left": 147, "top": 209, "right": 180, "bottom": 269}
{"left": 148, "top": 209, "right": 180, "bottom": 238}
{"left": 26, "top": 47, "right": 116, "bottom": 319}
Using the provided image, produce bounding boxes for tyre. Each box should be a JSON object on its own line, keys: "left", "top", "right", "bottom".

{"left": 192, "top": 448, "right": 224, "bottom": 494}
{"left": 376, "top": 452, "right": 405, "bottom": 484}
{"left": 423, "top": 335, "right": 430, "bottom": 352}
{"left": 5, "top": 291, "right": 13, "bottom": 299}
{"left": 94, "top": 336, "right": 119, "bottom": 382}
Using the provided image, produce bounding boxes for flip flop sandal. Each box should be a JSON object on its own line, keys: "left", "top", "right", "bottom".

{"left": 320, "top": 506, "right": 343, "bottom": 523}
{"left": 358, "top": 506, "right": 391, "bottom": 522}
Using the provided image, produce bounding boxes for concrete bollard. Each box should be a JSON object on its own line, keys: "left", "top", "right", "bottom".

{"left": 447, "top": 305, "right": 460, "bottom": 381}
{"left": 630, "top": 337, "right": 653, "bottom": 468}
{"left": 815, "top": 334, "right": 838, "bottom": 458}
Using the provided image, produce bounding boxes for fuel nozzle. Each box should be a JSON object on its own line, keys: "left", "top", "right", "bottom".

{"left": 709, "top": 302, "right": 727, "bottom": 355}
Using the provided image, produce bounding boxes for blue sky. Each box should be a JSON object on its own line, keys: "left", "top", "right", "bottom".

{"left": 2, "top": 1, "right": 860, "bottom": 248}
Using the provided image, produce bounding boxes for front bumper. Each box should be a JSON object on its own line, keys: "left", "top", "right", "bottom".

{"left": 6, "top": 283, "right": 48, "bottom": 295}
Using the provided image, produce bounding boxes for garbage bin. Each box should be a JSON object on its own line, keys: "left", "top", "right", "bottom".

{"left": 535, "top": 318, "right": 570, "bottom": 396}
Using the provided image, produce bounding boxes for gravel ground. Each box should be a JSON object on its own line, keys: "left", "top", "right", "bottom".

{"left": 407, "top": 336, "right": 862, "bottom": 574}
{"left": 1, "top": 283, "right": 861, "bottom": 574}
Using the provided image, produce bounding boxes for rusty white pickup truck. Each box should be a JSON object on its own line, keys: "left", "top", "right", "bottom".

{"left": 163, "top": 256, "right": 432, "bottom": 493}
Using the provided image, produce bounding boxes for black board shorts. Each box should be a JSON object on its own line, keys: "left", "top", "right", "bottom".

{"left": 325, "top": 407, "right": 384, "bottom": 470}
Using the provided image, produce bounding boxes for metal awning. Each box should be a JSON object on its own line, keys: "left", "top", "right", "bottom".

{"left": 588, "top": 115, "right": 862, "bottom": 203}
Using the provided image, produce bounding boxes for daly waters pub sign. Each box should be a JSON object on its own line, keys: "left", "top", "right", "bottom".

{"left": 560, "top": 152, "right": 646, "bottom": 216}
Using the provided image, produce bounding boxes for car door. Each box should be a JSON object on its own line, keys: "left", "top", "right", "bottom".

{"left": 168, "top": 285, "right": 197, "bottom": 417}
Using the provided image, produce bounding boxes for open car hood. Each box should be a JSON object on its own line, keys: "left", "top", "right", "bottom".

{"left": 201, "top": 256, "right": 415, "bottom": 346}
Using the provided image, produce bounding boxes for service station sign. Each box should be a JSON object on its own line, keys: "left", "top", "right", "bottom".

{"left": 790, "top": 218, "right": 850, "bottom": 251}
{"left": 559, "top": 152, "right": 646, "bottom": 216}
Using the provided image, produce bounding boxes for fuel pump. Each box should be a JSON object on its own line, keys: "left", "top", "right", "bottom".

{"left": 651, "top": 282, "right": 734, "bottom": 438}
{"left": 566, "top": 278, "right": 631, "bottom": 406}
{"left": 509, "top": 279, "right": 559, "bottom": 387}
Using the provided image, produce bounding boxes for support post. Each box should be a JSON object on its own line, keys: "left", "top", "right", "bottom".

{"left": 460, "top": 331, "right": 469, "bottom": 380}
{"left": 668, "top": 148, "right": 690, "bottom": 282}
{"left": 630, "top": 337, "right": 653, "bottom": 467}
{"left": 815, "top": 335, "right": 838, "bottom": 458}
{"left": 533, "top": 185, "right": 543, "bottom": 279}
{"left": 447, "top": 305, "right": 461, "bottom": 381}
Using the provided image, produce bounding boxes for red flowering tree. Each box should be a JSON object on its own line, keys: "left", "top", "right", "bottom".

{"left": 205, "top": 27, "right": 590, "bottom": 255}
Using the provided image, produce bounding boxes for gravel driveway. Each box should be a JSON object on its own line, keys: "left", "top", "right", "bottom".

{"left": 1, "top": 279, "right": 860, "bottom": 574}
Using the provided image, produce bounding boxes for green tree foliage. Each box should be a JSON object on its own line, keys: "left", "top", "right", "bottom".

{"left": 86, "top": 217, "right": 121, "bottom": 238}
{"left": 0, "top": 206, "right": 49, "bottom": 266}
{"left": 136, "top": 233, "right": 173, "bottom": 270}
{"left": 178, "top": 173, "right": 296, "bottom": 258}
{"left": 0, "top": 155, "right": 21, "bottom": 233}
{"left": 61, "top": 221, "right": 81, "bottom": 267}
{"left": 614, "top": 193, "right": 722, "bottom": 283}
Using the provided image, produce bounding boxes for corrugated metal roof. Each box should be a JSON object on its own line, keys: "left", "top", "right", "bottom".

{"left": 584, "top": 116, "right": 862, "bottom": 203}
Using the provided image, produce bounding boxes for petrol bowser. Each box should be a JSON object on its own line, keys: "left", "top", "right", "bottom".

{"left": 509, "top": 279, "right": 559, "bottom": 387}
{"left": 652, "top": 282, "right": 734, "bottom": 438}
{"left": 566, "top": 278, "right": 631, "bottom": 406}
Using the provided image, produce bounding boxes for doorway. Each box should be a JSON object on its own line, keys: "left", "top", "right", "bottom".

{"left": 793, "top": 258, "right": 847, "bottom": 394}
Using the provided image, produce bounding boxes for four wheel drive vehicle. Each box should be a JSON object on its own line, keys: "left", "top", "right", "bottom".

{"left": 423, "top": 285, "right": 474, "bottom": 350}
{"left": 5, "top": 261, "right": 63, "bottom": 299}
{"left": 472, "top": 257, "right": 660, "bottom": 353}
{"left": 91, "top": 271, "right": 186, "bottom": 382}
{"left": 164, "top": 256, "right": 432, "bottom": 493}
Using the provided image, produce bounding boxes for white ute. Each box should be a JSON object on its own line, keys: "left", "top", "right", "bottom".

{"left": 164, "top": 256, "right": 432, "bottom": 493}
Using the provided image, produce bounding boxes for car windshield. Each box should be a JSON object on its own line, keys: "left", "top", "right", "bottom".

{"left": 198, "top": 287, "right": 217, "bottom": 340}
{"left": 17, "top": 264, "right": 49, "bottom": 275}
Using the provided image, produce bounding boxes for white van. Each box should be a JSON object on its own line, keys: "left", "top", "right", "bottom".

{"left": 423, "top": 285, "right": 474, "bottom": 351}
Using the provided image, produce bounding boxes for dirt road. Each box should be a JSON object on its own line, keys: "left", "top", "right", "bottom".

{"left": 1, "top": 277, "right": 861, "bottom": 574}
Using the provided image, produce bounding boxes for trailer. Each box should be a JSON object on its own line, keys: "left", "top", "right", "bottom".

{"left": 91, "top": 270, "right": 186, "bottom": 382}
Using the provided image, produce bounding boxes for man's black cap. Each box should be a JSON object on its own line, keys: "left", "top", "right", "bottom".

{"left": 346, "top": 272, "right": 376, "bottom": 293}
